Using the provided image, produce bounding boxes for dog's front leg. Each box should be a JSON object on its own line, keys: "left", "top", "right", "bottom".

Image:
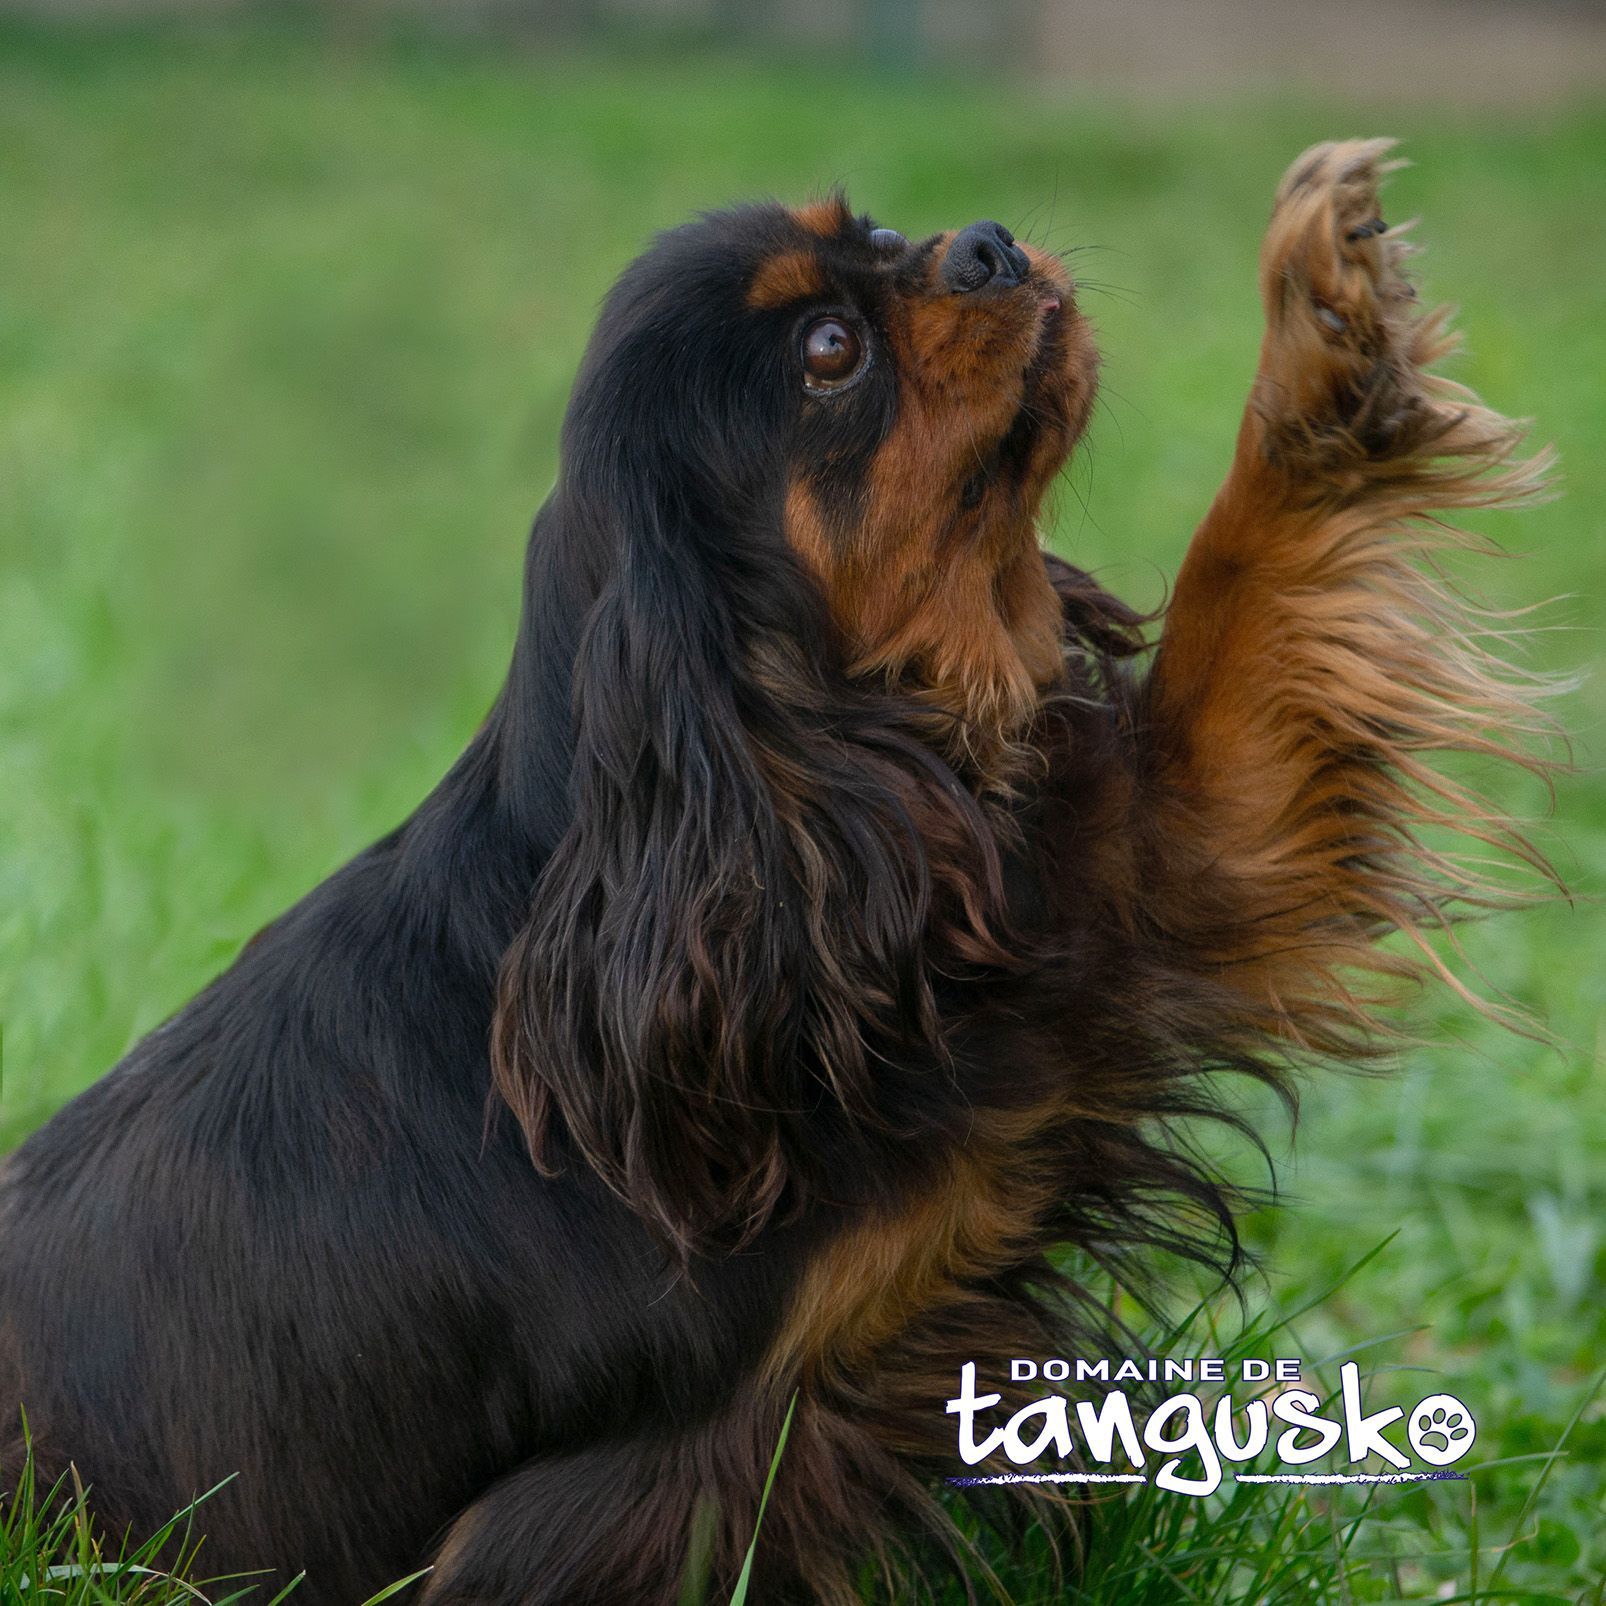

{"left": 418, "top": 1400, "right": 866, "bottom": 1606}
{"left": 1138, "top": 140, "right": 1555, "bottom": 1050}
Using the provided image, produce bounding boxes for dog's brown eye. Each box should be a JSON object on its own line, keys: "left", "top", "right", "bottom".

{"left": 801, "top": 318, "right": 863, "bottom": 388}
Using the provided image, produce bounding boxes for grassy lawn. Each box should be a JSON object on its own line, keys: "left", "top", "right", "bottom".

{"left": 1, "top": 20, "right": 1602, "bottom": 1603}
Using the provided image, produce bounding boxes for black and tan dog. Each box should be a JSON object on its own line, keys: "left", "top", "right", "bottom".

{"left": 0, "top": 142, "right": 1556, "bottom": 1603}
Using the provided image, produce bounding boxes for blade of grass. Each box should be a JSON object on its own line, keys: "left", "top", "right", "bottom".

{"left": 728, "top": 1393, "right": 797, "bottom": 1606}
{"left": 357, "top": 1567, "right": 434, "bottom": 1605}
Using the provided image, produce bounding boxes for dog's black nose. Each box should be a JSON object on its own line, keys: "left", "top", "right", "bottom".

{"left": 940, "top": 220, "right": 1030, "bottom": 293}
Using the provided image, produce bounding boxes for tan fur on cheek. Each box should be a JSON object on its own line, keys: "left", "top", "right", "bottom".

{"left": 996, "top": 545, "right": 1067, "bottom": 690}
{"left": 845, "top": 389, "right": 1063, "bottom": 743}
{"left": 783, "top": 481, "right": 835, "bottom": 587}
{"left": 783, "top": 456, "right": 1058, "bottom": 743}
{"left": 850, "top": 544, "right": 1053, "bottom": 740}
{"left": 779, "top": 241, "right": 1101, "bottom": 763}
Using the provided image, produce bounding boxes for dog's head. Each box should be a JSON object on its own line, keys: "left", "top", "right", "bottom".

{"left": 495, "top": 196, "right": 1098, "bottom": 1252}
{"left": 561, "top": 192, "right": 1098, "bottom": 741}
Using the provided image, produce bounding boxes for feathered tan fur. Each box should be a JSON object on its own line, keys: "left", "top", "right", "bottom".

{"left": 1142, "top": 138, "right": 1562, "bottom": 1056}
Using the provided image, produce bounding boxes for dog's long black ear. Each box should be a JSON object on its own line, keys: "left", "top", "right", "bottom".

{"left": 491, "top": 489, "right": 1006, "bottom": 1255}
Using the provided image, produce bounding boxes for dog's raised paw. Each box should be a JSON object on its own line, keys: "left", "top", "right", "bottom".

{"left": 1263, "top": 138, "right": 1413, "bottom": 348}
{"left": 1250, "top": 139, "right": 1444, "bottom": 470}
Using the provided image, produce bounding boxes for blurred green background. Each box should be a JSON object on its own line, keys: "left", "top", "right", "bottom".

{"left": 0, "top": 5, "right": 1602, "bottom": 1599}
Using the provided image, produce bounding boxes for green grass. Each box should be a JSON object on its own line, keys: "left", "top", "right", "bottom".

{"left": 931, "top": 1246, "right": 1606, "bottom": 1606}
{"left": 1, "top": 19, "right": 1602, "bottom": 1603}
{"left": 0, "top": 1417, "right": 428, "bottom": 1606}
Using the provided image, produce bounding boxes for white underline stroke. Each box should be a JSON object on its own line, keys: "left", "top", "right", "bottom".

{"left": 1235, "top": 1471, "right": 1467, "bottom": 1484}
{"left": 947, "top": 1473, "right": 1148, "bottom": 1486}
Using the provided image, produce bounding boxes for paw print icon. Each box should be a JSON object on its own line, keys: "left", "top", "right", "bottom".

{"left": 1407, "top": 1394, "right": 1476, "bottom": 1466}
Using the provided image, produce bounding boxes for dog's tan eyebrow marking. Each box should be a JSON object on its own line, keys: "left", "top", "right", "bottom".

{"left": 793, "top": 198, "right": 852, "bottom": 238}
{"left": 746, "top": 249, "right": 828, "bottom": 310}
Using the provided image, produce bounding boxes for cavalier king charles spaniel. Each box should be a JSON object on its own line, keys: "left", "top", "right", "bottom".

{"left": 0, "top": 141, "right": 1557, "bottom": 1604}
